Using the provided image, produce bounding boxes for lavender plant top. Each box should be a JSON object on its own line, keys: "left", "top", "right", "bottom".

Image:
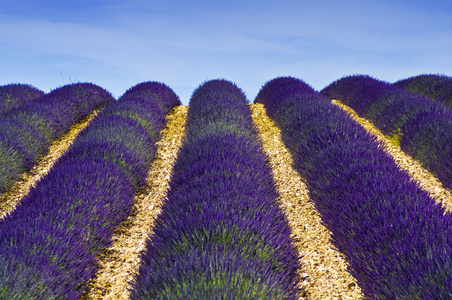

{"left": 0, "top": 83, "right": 45, "bottom": 113}
{"left": 130, "top": 79, "right": 301, "bottom": 299}
{"left": 119, "top": 81, "right": 181, "bottom": 114}
{"left": 394, "top": 74, "right": 452, "bottom": 108}
{"left": 254, "top": 76, "right": 317, "bottom": 118}
{"left": 256, "top": 76, "right": 452, "bottom": 299}
{"left": 321, "top": 74, "right": 452, "bottom": 189}
{"left": 184, "top": 79, "right": 258, "bottom": 142}
{"left": 0, "top": 81, "right": 180, "bottom": 298}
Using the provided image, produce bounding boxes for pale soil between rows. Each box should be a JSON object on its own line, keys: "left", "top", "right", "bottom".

{"left": 82, "top": 105, "right": 188, "bottom": 299}
{"left": 1, "top": 101, "right": 450, "bottom": 299}
{"left": 250, "top": 103, "right": 363, "bottom": 300}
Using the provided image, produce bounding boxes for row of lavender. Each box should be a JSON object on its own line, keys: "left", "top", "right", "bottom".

{"left": 0, "top": 83, "right": 115, "bottom": 194}
{"left": 395, "top": 74, "right": 452, "bottom": 108}
{"left": 321, "top": 75, "right": 452, "bottom": 190}
{"left": 0, "top": 83, "right": 45, "bottom": 113}
{"left": 255, "top": 77, "right": 452, "bottom": 299}
{"left": 0, "top": 82, "right": 180, "bottom": 298}
{"left": 130, "top": 80, "right": 301, "bottom": 298}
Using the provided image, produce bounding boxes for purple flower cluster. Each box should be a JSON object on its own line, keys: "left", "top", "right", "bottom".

{"left": 0, "top": 83, "right": 115, "bottom": 194}
{"left": 0, "top": 82, "right": 180, "bottom": 298}
{"left": 394, "top": 74, "right": 452, "bottom": 108}
{"left": 120, "top": 81, "right": 181, "bottom": 114}
{"left": 0, "top": 83, "right": 45, "bottom": 113}
{"left": 130, "top": 79, "right": 301, "bottom": 299}
{"left": 321, "top": 75, "right": 452, "bottom": 189}
{"left": 254, "top": 76, "right": 317, "bottom": 118}
{"left": 256, "top": 76, "right": 452, "bottom": 299}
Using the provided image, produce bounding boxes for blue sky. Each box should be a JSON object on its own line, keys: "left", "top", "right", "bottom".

{"left": 1, "top": 0, "right": 451, "bottom": 104}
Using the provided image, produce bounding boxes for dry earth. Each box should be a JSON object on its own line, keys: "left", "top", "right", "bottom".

{"left": 250, "top": 103, "right": 363, "bottom": 300}
{"left": 1, "top": 101, "right": 450, "bottom": 299}
{"left": 82, "top": 105, "right": 188, "bottom": 299}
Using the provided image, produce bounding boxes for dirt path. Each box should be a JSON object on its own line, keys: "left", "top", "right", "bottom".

{"left": 250, "top": 103, "right": 363, "bottom": 299}
{"left": 83, "top": 105, "right": 188, "bottom": 299}
{"left": 332, "top": 100, "right": 452, "bottom": 213}
{"left": 0, "top": 110, "right": 100, "bottom": 219}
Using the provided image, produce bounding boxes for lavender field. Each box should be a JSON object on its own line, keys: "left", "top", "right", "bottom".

{"left": 0, "top": 74, "right": 451, "bottom": 299}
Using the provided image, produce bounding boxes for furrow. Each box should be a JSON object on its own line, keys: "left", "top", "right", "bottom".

{"left": 83, "top": 105, "right": 188, "bottom": 299}
{"left": 250, "top": 103, "right": 363, "bottom": 300}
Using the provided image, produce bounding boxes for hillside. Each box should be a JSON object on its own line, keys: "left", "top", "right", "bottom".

{"left": 1, "top": 77, "right": 451, "bottom": 299}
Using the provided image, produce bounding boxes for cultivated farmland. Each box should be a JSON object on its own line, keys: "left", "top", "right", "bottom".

{"left": 0, "top": 75, "right": 451, "bottom": 299}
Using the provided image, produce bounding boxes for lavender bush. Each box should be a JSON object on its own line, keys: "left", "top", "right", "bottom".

{"left": 119, "top": 81, "right": 181, "bottom": 114}
{"left": 0, "top": 83, "right": 45, "bottom": 113}
{"left": 100, "top": 97, "right": 166, "bottom": 142}
{"left": 0, "top": 157, "right": 134, "bottom": 299}
{"left": 394, "top": 74, "right": 452, "bottom": 108}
